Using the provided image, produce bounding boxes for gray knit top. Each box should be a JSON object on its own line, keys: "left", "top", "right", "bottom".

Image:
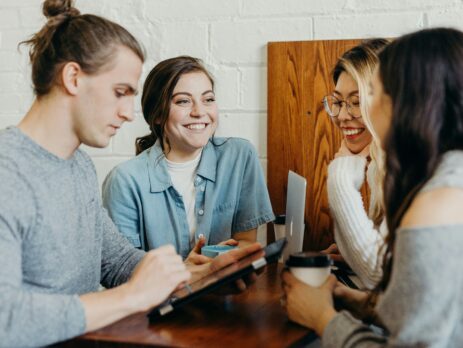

{"left": 323, "top": 150, "right": 463, "bottom": 347}
{"left": 0, "top": 127, "right": 145, "bottom": 347}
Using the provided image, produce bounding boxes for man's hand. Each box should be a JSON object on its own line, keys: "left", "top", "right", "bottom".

{"left": 124, "top": 245, "right": 191, "bottom": 312}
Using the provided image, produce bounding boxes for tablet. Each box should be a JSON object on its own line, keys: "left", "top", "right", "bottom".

{"left": 148, "top": 238, "right": 287, "bottom": 321}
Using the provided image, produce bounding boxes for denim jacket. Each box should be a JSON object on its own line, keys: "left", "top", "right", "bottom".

{"left": 102, "top": 138, "right": 275, "bottom": 258}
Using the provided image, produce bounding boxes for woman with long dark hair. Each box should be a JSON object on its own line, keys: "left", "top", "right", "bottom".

{"left": 282, "top": 27, "right": 463, "bottom": 346}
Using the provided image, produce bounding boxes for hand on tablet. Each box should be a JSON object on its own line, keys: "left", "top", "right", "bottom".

{"left": 124, "top": 245, "right": 191, "bottom": 312}
{"left": 211, "top": 242, "right": 265, "bottom": 295}
{"left": 187, "top": 242, "right": 264, "bottom": 293}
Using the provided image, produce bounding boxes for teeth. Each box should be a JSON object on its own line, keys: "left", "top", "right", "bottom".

{"left": 343, "top": 128, "right": 362, "bottom": 136}
{"left": 187, "top": 124, "right": 206, "bottom": 130}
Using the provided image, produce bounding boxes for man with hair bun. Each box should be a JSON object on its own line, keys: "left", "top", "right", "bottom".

{"left": 0, "top": 1, "right": 260, "bottom": 346}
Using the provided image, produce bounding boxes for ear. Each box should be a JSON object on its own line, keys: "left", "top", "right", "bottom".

{"left": 61, "top": 62, "right": 82, "bottom": 96}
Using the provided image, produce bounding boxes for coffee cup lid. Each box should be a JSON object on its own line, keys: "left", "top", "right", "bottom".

{"left": 286, "top": 252, "right": 332, "bottom": 267}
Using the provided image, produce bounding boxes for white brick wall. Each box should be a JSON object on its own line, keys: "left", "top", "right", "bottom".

{"left": 1, "top": 0, "right": 462, "bottom": 200}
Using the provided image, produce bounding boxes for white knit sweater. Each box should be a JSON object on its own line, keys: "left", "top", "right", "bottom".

{"left": 327, "top": 155, "right": 387, "bottom": 289}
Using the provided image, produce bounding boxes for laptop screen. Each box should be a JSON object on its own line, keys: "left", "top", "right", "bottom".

{"left": 282, "top": 171, "right": 307, "bottom": 262}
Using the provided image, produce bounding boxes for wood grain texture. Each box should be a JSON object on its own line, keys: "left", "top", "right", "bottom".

{"left": 268, "top": 39, "right": 370, "bottom": 251}
{"left": 60, "top": 264, "right": 313, "bottom": 348}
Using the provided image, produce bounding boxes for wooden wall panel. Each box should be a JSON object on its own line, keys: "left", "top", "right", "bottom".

{"left": 267, "top": 39, "right": 365, "bottom": 251}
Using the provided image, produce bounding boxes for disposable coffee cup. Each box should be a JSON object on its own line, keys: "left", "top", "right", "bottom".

{"left": 273, "top": 214, "right": 286, "bottom": 240}
{"left": 286, "top": 252, "right": 332, "bottom": 287}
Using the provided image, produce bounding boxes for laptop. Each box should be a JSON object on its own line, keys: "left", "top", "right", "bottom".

{"left": 281, "top": 171, "right": 307, "bottom": 262}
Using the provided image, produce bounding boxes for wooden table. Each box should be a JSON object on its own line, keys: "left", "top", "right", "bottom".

{"left": 62, "top": 263, "right": 317, "bottom": 348}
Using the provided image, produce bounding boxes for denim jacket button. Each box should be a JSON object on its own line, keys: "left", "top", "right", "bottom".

{"left": 198, "top": 209, "right": 204, "bottom": 216}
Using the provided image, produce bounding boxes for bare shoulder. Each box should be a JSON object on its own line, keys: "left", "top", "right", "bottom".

{"left": 400, "top": 187, "right": 463, "bottom": 228}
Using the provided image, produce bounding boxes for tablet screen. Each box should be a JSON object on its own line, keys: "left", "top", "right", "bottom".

{"left": 151, "top": 238, "right": 287, "bottom": 317}
{"left": 172, "top": 238, "right": 286, "bottom": 299}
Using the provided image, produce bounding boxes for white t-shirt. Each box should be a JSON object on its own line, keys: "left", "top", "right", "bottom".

{"left": 166, "top": 152, "right": 202, "bottom": 247}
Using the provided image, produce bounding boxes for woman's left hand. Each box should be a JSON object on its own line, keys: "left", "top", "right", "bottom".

{"left": 281, "top": 271, "right": 338, "bottom": 336}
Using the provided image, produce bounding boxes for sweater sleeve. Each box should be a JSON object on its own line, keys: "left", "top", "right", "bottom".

{"left": 99, "top": 202, "right": 145, "bottom": 289}
{"left": 327, "top": 156, "right": 384, "bottom": 289}
{"left": 0, "top": 167, "right": 86, "bottom": 347}
{"left": 323, "top": 225, "right": 463, "bottom": 347}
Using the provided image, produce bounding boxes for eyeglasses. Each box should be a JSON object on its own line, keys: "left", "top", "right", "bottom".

{"left": 322, "top": 95, "right": 362, "bottom": 118}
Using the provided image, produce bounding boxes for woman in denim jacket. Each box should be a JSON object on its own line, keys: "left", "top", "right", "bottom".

{"left": 103, "top": 56, "right": 274, "bottom": 263}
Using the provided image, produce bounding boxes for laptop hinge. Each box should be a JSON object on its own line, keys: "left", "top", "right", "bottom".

{"left": 252, "top": 257, "right": 267, "bottom": 270}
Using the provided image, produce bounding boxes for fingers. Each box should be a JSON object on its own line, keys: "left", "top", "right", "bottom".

{"left": 227, "top": 242, "right": 262, "bottom": 260}
{"left": 281, "top": 269, "right": 298, "bottom": 287}
{"left": 321, "top": 243, "right": 337, "bottom": 254}
{"left": 322, "top": 275, "right": 338, "bottom": 292}
{"left": 234, "top": 279, "right": 247, "bottom": 292}
{"left": 329, "top": 253, "right": 344, "bottom": 262}
{"left": 213, "top": 243, "right": 263, "bottom": 270}
{"left": 191, "top": 235, "right": 206, "bottom": 253}
{"left": 187, "top": 253, "right": 212, "bottom": 265}
{"left": 219, "top": 239, "right": 239, "bottom": 246}
{"left": 171, "top": 269, "right": 191, "bottom": 284}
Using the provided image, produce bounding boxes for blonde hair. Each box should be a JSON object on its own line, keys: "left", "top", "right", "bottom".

{"left": 333, "top": 39, "right": 390, "bottom": 227}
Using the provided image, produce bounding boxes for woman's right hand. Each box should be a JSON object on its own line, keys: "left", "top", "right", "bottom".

{"left": 320, "top": 243, "right": 344, "bottom": 262}
{"left": 124, "top": 245, "right": 191, "bottom": 312}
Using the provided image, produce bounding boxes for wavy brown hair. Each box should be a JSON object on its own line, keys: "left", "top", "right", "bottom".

{"left": 21, "top": 0, "right": 144, "bottom": 96}
{"left": 376, "top": 28, "right": 463, "bottom": 292}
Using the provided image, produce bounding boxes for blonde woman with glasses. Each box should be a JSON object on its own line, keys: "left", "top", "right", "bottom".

{"left": 322, "top": 39, "right": 389, "bottom": 289}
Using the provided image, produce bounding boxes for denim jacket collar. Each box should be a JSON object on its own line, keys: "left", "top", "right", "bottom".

{"left": 147, "top": 140, "right": 217, "bottom": 193}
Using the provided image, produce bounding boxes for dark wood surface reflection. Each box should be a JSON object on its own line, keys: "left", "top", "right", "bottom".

{"left": 61, "top": 264, "right": 314, "bottom": 348}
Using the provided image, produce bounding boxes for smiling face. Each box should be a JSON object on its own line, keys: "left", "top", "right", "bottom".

{"left": 164, "top": 71, "right": 218, "bottom": 161}
{"left": 331, "top": 72, "right": 372, "bottom": 154}
{"left": 73, "top": 46, "right": 143, "bottom": 148}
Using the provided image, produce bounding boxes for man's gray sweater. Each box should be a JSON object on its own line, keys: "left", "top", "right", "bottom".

{"left": 0, "top": 127, "right": 144, "bottom": 347}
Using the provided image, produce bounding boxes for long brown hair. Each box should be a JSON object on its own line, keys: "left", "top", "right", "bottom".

{"left": 376, "top": 28, "right": 463, "bottom": 292}
{"left": 136, "top": 56, "right": 214, "bottom": 155}
{"left": 21, "top": 0, "right": 144, "bottom": 96}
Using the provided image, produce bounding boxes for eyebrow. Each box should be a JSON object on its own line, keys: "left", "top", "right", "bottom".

{"left": 172, "top": 90, "right": 215, "bottom": 98}
{"left": 333, "top": 90, "right": 359, "bottom": 97}
{"left": 115, "top": 83, "right": 139, "bottom": 96}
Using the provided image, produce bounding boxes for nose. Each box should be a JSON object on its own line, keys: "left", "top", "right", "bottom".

{"left": 190, "top": 102, "right": 206, "bottom": 118}
{"left": 119, "top": 98, "right": 135, "bottom": 122}
{"left": 337, "top": 102, "right": 352, "bottom": 122}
